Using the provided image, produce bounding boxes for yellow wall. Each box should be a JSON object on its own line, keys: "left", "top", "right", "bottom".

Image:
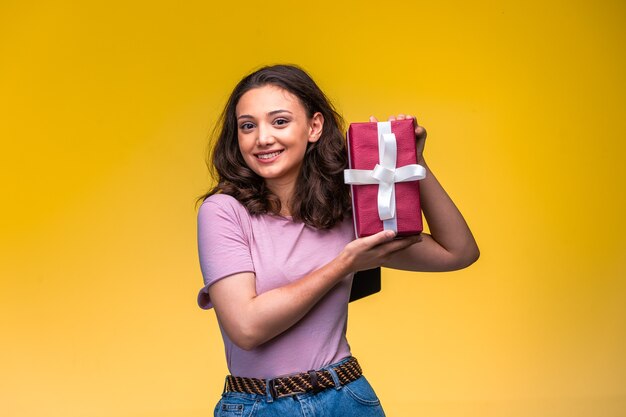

{"left": 1, "top": 1, "right": 625, "bottom": 416}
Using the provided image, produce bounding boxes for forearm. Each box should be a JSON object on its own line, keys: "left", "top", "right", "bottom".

{"left": 211, "top": 256, "right": 352, "bottom": 351}
{"left": 419, "top": 160, "right": 478, "bottom": 260}
{"left": 211, "top": 230, "right": 416, "bottom": 350}
{"left": 384, "top": 160, "right": 479, "bottom": 271}
{"left": 243, "top": 258, "right": 351, "bottom": 348}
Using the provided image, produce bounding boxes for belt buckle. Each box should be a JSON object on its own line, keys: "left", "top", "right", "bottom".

{"left": 268, "top": 378, "right": 280, "bottom": 399}
{"left": 269, "top": 377, "right": 307, "bottom": 399}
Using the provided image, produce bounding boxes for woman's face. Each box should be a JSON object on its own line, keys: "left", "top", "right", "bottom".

{"left": 235, "top": 85, "right": 323, "bottom": 194}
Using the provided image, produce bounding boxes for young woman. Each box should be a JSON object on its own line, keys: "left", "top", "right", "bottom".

{"left": 197, "top": 64, "right": 479, "bottom": 417}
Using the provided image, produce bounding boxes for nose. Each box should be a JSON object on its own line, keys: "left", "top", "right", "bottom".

{"left": 256, "top": 124, "right": 275, "bottom": 146}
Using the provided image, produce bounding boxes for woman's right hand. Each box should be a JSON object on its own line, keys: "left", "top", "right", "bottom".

{"left": 338, "top": 230, "right": 421, "bottom": 273}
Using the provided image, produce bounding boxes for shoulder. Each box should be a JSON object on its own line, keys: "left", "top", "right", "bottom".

{"left": 197, "top": 194, "right": 257, "bottom": 239}
{"left": 198, "top": 194, "right": 248, "bottom": 220}
{"left": 201, "top": 193, "right": 245, "bottom": 210}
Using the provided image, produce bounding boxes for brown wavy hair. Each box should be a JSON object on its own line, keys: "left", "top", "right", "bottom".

{"left": 198, "top": 64, "right": 351, "bottom": 229}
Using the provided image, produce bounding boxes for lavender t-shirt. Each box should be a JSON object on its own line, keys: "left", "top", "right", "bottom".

{"left": 197, "top": 194, "right": 355, "bottom": 378}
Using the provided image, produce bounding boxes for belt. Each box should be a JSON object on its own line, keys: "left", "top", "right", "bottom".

{"left": 224, "top": 357, "right": 362, "bottom": 399}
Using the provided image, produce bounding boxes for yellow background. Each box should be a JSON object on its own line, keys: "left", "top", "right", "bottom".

{"left": 1, "top": 1, "right": 625, "bottom": 416}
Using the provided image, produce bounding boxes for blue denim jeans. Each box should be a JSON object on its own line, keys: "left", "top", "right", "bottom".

{"left": 214, "top": 359, "right": 385, "bottom": 417}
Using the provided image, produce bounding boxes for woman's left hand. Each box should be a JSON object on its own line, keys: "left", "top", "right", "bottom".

{"left": 369, "top": 114, "right": 427, "bottom": 163}
{"left": 368, "top": 113, "right": 479, "bottom": 272}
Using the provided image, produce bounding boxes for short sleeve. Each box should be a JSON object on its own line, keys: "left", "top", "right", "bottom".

{"left": 196, "top": 195, "right": 255, "bottom": 309}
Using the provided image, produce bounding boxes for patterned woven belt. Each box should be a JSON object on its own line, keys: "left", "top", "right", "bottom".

{"left": 224, "top": 357, "right": 362, "bottom": 399}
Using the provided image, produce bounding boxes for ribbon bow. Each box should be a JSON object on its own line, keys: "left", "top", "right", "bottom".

{"left": 344, "top": 122, "right": 426, "bottom": 233}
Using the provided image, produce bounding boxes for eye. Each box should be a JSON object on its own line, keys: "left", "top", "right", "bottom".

{"left": 239, "top": 122, "right": 255, "bottom": 131}
{"left": 274, "top": 118, "right": 289, "bottom": 126}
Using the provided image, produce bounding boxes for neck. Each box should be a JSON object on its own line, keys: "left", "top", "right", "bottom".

{"left": 266, "top": 178, "right": 296, "bottom": 216}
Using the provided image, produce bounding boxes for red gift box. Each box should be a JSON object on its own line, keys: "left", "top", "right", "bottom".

{"left": 344, "top": 119, "right": 426, "bottom": 238}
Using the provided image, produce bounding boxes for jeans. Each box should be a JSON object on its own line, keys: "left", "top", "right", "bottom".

{"left": 213, "top": 359, "right": 385, "bottom": 417}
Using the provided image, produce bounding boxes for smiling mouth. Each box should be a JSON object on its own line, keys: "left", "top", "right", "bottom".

{"left": 256, "top": 150, "right": 284, "bottom": 160}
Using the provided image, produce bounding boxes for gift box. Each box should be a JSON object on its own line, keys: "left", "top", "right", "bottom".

{"left": 344, "top": 119, "right": 426, "bottom": 238}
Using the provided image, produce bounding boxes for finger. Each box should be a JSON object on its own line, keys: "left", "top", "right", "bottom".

{"left": 415, "top": 126, "right": 427, "bottom": 139}
{"left": 388, "top": 115, "right": 396, "bottom": 121}
{"left": 359, "top": 230, "right": 396, "bottom": 248}
{"left": 369, "top": 115, "right": 378, "bottom": 123}
{"left": 360, "top": 235, "right": 421, "bottom": 268}
{"left": 375, "top": 234, "right": 420, "bottom": 250}
{"left": 379, "top": 235, "right": 421, "bottom": 254}
{"left": 397, "top": 114, "right": 406, "bottom": 120}
{"left": 394, "top": 235, "right": 422, "bottom": 248}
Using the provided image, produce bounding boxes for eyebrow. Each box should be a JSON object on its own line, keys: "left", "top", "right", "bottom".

{"left": 237, "top": 109, "right": 293, "bottom": 120}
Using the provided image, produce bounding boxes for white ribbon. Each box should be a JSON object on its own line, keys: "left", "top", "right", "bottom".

{"left": 344, "top": 121, "right": 426, "bottom": 233}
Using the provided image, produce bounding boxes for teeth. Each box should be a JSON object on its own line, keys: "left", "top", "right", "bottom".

{"left": 257, "top": 151, "right": 282, "bottom": 160}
